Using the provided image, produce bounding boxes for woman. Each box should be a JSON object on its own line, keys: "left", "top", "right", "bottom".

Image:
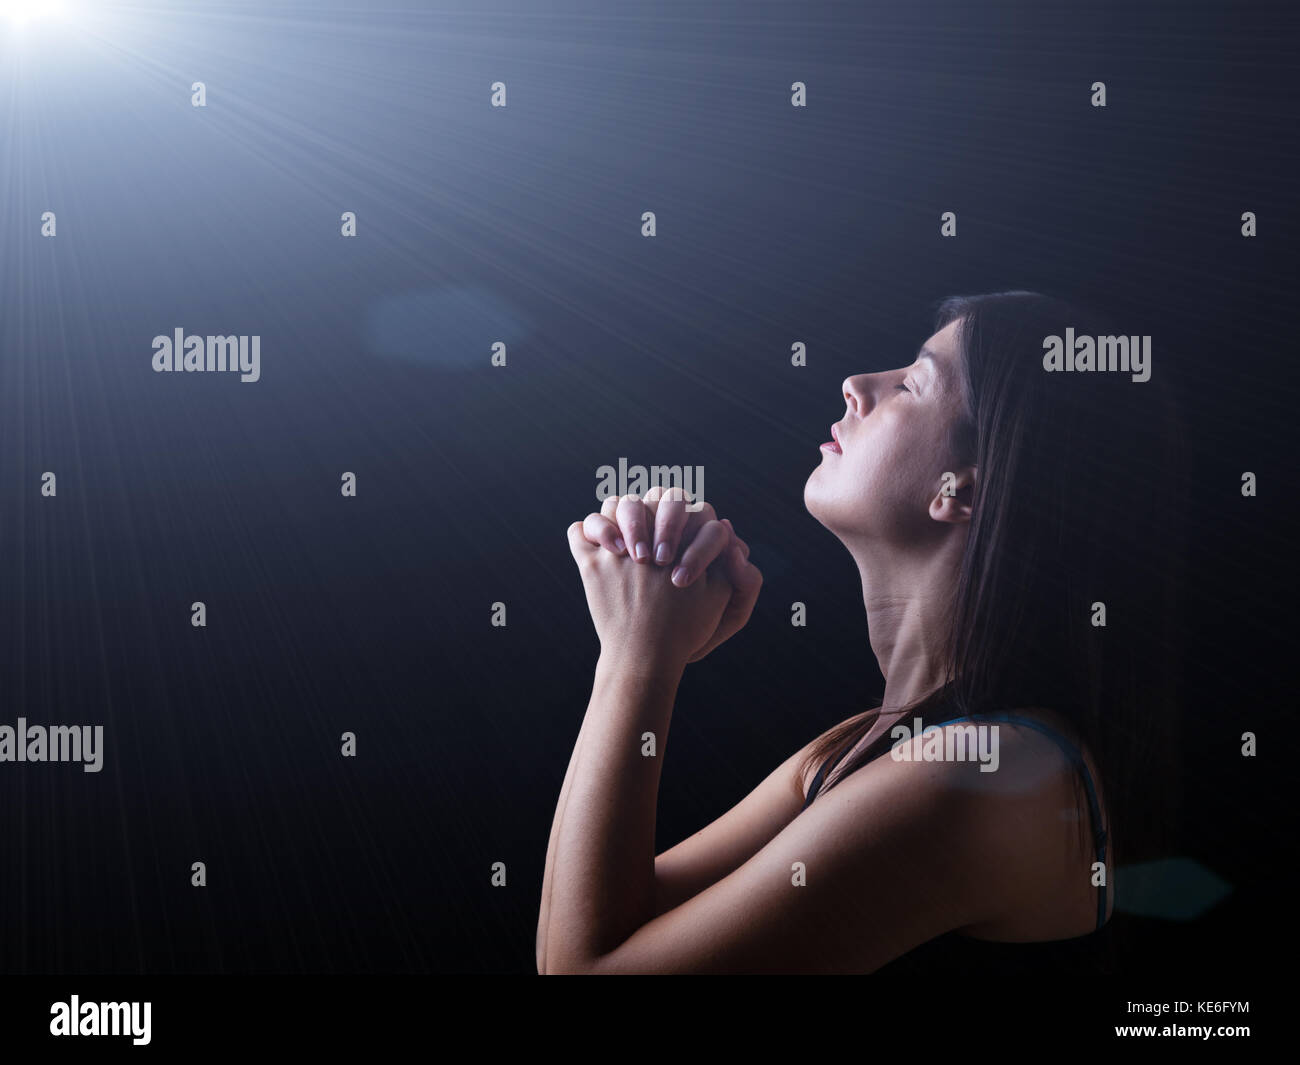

{"left": 537, "top": 290, "right": 1183, "bottom": 975}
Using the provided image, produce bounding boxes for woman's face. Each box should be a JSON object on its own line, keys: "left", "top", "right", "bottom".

{"left": 804, "top": 317, "right": 972, "bottom": 545}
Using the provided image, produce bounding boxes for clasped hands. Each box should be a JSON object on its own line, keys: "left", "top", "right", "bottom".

{"left": 567, "top": 486, "right": 763, "bottom": 670}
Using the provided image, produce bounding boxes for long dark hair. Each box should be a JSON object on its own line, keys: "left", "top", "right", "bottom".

{"left": 800, "top": 290, "right": 1186, "bottom": 868}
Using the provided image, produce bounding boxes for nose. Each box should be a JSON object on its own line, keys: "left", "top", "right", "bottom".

{"left": 842, "top": 372, "right": 874, "bottom": 416}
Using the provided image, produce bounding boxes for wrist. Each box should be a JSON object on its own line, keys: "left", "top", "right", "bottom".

{"left": 595, "top": 647, "right": 687, "bottom": 688}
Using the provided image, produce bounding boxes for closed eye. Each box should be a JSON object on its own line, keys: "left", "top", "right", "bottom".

{"left": 896, "top": 382, "right": 911, "bottom": 393}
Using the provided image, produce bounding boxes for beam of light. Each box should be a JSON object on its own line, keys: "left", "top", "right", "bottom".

{"left": 2, "top": 0, "right": 68, "bottom": 26}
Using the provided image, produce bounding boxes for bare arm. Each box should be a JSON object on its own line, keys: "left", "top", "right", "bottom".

{"left": 538, "top": 681, "right": 835, "bottom": 965}
{"left": 535, "top": 704, "right": 595, "bottom": 972}
{"left": 542, "top": 724, "right": 1044, "bottom": 974}
{"left": 537, "top": 653, "right": 682, "bottom": 973}
{"left": 650, "top": 738, "right": 823, "bottom": 916}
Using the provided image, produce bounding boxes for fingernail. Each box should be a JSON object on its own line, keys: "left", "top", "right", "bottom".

{"left": 614, "top": 537, "right": 626, "bottom": 553}
{"left": 655, "top": 542, "right": 670, "bottom": 564}
{"left": 635, "top": 541, "right": 649, "bottom": 561}
{"left": 671, "top": 566, "right": 689, "bottom": 586}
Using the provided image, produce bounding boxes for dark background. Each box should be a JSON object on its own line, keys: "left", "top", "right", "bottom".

{"left": 0, "top": 0, "right": 1294, "bottom": 975}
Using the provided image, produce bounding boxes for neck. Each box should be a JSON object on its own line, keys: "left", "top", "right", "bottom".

{"left": 848, "top": 530, "right": 967, "bottom": 714}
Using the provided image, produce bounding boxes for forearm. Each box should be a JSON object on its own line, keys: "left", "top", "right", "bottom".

{"left": 536, "top": 701, "right": 595, "bottom": 972}
{"left": 537, "top": 651, "right": 683, "bottom": 974}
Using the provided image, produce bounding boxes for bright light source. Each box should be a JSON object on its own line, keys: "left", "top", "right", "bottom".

{"left": 2, "top": 0, "right": 67, "bottom": 26}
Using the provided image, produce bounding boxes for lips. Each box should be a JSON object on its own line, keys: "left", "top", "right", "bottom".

{"left": 820, "top": 424, "right": 842, "bottom": 454}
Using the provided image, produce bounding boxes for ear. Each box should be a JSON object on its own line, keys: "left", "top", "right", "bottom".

{"left": 928, "top": 466, "right": 975, "bottom": 525}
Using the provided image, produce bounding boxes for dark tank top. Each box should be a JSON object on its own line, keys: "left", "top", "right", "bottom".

{"left": 801, "top": 709, "right": 1117, "bottom": 976}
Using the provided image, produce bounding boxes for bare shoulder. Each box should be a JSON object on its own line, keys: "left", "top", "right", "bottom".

{"left": 899, "top": 710, "right": 1105, "bottom": 829}
{"left": 918, "top": 709, "right": 1111, "bottom": 938}
{"left": 825, "top": 714, "right": 1109, "bottom": 935}
{"left": 972, "top": 708, "right": 1107, "bottom": 811}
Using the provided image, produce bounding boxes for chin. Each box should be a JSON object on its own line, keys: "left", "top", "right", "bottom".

{"left": 805, "top": 480, "right": 872, "bottom": 545}
{"left": 803, "top": 475, "right": 836, "bottom": 531}
{"left": 802, "top": 471, "right": 822, "bottom": 519}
